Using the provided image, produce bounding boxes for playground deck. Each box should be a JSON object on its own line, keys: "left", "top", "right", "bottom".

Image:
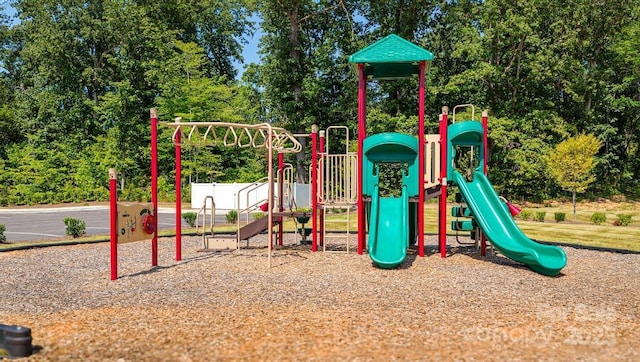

{"left": 0, "top": 236, "right": 638, "bottom": 361}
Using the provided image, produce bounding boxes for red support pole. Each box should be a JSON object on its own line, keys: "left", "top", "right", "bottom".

{"left": 418, "top": 62, "right": 426, "bottom": 257}
{"left": 278, "top": 152, "right": 284, "bottom": 246}
{"left": 357, "top": 64, "right": 367, "bottom": 255}
{"left": 109, "top": 168, "right": 118, "bottom": 281}
{"left": 150, "top": 109, "right": 158, "bottom": 266}
{"left": 481, "top": 110, "right": 489, "bottom": 256}
{"left": 175, "top": 131, "right": 182, "bottom": 261}
{"left": 319, "top": 130, "right": 325, "bottom": 248}
{"left": 439, "top": 107, "right": 449, "bottom": 258}
{"left": 311, "top": 125, "right": 318, "bottom": 252}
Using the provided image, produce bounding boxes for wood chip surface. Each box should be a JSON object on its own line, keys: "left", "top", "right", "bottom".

{"left": 1, "top": 234, "right": 638, "bottom": 361}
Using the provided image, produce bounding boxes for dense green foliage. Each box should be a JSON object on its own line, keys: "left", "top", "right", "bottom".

{"left": 182, "top": 212, "right": 197, "bottom": 227}
{"left": 0, "top": 0, "right": 639, "bottom": 205}
{"left": 590, "top": 212, "right": 607, "bottom": 225}
{"left": 63, "top": 217, "right": 86, "bottom": 238}
{"left": 615, "top": 214, "right": 633, "bottom": 227}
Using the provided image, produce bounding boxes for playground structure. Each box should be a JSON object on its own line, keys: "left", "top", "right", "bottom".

{"left": 114, "top": 34, "right": 566, "bottom": 278}
{"left": 344, "top": 34, "right": 566, "bottom": 275}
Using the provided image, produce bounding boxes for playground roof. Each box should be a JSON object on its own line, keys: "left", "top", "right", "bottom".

{"left": 348, "top": 34, "right": 434, "bottom": 80}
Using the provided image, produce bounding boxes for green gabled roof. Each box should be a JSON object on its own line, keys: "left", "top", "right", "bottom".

{"left": 348, "top": 34, "right": 434, "bottom": 80}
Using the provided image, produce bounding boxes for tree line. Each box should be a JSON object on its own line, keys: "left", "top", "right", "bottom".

{"left": 0, "top": 0, "right": 638, "bottom": 206}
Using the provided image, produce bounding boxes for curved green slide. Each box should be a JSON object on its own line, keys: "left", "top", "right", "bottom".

{"left": 452, "top": 170, "right": 567, "bottom": 276}
{"left": 368, "top": 184, "right": 408, "bottom": 268}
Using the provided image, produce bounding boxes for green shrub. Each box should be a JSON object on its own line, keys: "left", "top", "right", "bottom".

{"left": 590, "top": 212, "right": 607, "bottom": 225}
{"left": 63, "top": 217, "right": 86, "bottom": 238}
{"left": 519, "top": 210, "right": 532, "bottom": 221}
{"left": 554, "top": 212, "right": 566, "bottom": 223}
{"left": 0, "top": 224, "right": 6, "bottom": 243}
{"left": 615, "top": 214, "right": 632, "bottom": 227}
{"left": 534, "top": 211, "right": 546, "bottom": 222}
{"left": 252, "top": 212, "right": 265, "bottom": 220}
{"left": 182, "top": 212, "right": 197, "bottom": 227}
{"left": 225, "top": 210, "right": 238, "bottom": 224}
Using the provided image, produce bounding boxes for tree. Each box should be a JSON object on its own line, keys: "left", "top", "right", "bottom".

{"left": 256, "top": 0, "right": 358, "bottom": 182}
{"left": 547, "top": 133, "right": 602, "bottom": 220}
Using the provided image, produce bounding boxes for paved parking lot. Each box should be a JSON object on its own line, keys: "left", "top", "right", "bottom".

{"left": 0, "top": 206, "right": 224, "bottom": 242}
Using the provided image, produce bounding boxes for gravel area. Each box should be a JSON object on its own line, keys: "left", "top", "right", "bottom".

{"left": 0, "top": 234, "right": 638, "bottom": 361}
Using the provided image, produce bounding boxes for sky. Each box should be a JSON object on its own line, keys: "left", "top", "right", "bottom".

{"left": 233, "top": 17, "right": 263, "bottom": 79}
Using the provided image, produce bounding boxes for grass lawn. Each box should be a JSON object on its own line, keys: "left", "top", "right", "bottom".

{"left": 291, "top": 200, "right": 640, "bottom": 252}
{"left": 2, "top": 200, "right": 639, "bottom": 252}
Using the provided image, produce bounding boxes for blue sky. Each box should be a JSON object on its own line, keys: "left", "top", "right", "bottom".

{"left": 233, "top": 17, "right": 263, "bottom": 78}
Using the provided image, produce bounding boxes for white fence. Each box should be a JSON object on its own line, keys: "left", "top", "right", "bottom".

{"left": 191, "top": 182, "right": 310, "bottom": 213}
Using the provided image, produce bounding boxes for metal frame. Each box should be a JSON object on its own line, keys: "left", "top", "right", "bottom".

{"left": 162, "top": 117, "right": 303, "bottom": 267}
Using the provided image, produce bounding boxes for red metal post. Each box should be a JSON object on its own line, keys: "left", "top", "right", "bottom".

{"left": 175, "top": 131, "right": 182, "bottom": 261}
{"left": 278, "top": 152, "right": 284, "bottom": 246}
{"left": 357, "top": 64, "right": 367, "bottom": 255}
{"left": 109, "top": 168, "right": 118, "bottom": 280}
{"left": 150, "top": 108, "right": 158, "bottom": 266}
{"left": 439, "top": 107, "right": 449, "bottom": 258}
{"left": 481, "top": 110, "right": 489, "bottom": 256}
{"left": 311, "top": 125, "right": 318, "bottom": 252}
{"left": 418, "top": 62, "right": 426, "bottom": 257}
{"left": 319, "top": 130, "right": 325, "bottom": 247}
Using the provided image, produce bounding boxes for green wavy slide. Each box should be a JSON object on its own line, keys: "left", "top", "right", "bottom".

{"left": 452, "top": 170, "right": 567, "bottom": 276}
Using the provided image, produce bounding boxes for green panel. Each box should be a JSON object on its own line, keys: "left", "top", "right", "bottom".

{"left": 368, "top": 185, "right": 408, "bottom": 269}
{"left": 452, "top": 170, "right": 567, "bottom": 276}
{"left": 452, "top": 206, "right": 473, "bottom": 217}
{"left": 447, "top": 121, "right": 485, "bottom": 181}
{"left": 448, "top": 121, "right": 483, "bottom": 145}
{"left": 362, "top": 133, "right": 419, "bottom": 197}
{"left": 348, "top": 34, "right": 434, "bottom": 79}
{"left": 451, "top": 220, "right": 475, "bottom": 231}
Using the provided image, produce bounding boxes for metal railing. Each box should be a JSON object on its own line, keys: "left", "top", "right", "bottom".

{"left": 195, "top": 196, "right": 216, "bottom": 249}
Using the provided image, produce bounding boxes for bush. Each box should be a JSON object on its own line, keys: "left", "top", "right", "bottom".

{"left": 63, "top": 217, "right": 86, "bottom": 238}
{"left": 534, "top": 211, "right": 546, "bottom": 222}
{"left": 615, "top": 214, "right": 632, "bottom": 227}
{"left": 252, "top": 212, "right": 265, "bottom": 220}
{"left": 519, "top": 210, "right": 532, "bottom": 221}
{"left": 225, "top": 210, "right": 238, "bottom": 224}
{"left": 0, "top": 224, "right": 6, "bottom": 243}
{"left": 554, "top": 212, "right": 566, "bottom": 223}
{"left": 182, "top": 212, "right": 197, "bottom": 227}
{"left": 590, "top": 212, "right": 607, "bottom": 225}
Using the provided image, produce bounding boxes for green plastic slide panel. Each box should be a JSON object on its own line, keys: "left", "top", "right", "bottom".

{"left": 451, "top": 170, "right": 567, "bottom": 276}
{"left": 368, "top": 185, "right": 408, "bottom": 269}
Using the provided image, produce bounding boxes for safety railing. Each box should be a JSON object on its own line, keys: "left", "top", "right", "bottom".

{"left": 279, "top": 163, "right": 296, "bottom": 211}
{"left": 195, "top": 196, "right": 216, "bottom": 249}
